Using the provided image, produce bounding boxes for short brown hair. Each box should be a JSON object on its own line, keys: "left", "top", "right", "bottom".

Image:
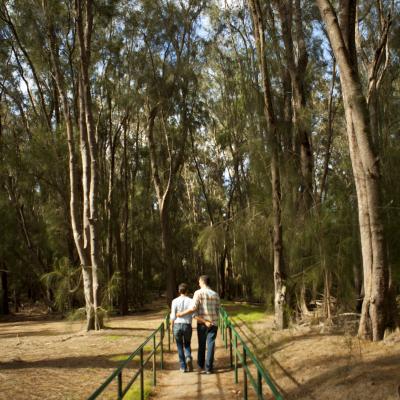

{"left": 178, "top": 283, "right": 188, "bottom": 294}
{"left": 199, "top": 275, "right": 210, "bottom": 286}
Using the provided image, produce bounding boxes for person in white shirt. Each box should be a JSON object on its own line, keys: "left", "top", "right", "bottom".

{"left": 170, "top": 283, "right": 195, "bottom": 372}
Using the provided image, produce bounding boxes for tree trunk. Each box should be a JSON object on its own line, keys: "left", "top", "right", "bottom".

{"left": 146, "top": 103, "right": 189, "bottom": 306}
{"left": 44, "top": 5, "right": 95, "bottom": 330}
{"left": 276, "top": 0, "right": 313, "bottom": 212}
{"left": 219, "top": 247, "right": 227, "bottom": 299}
{"left": 76, "top": 0, "right": 102, "bottom": 330}
{"left": 319, "top": 58, "right": 337, "bottom": 203}
{"left": 1, "top": 267, "right": 9, "bottom": 315}
{"left": 316, "top": 0, "right": 391, "bottom": 340}
{"left": 248, "top": 0, "right": 288, "bottom": 329}
{"left": 106, "top": 94, "right": 115, "bottom": 310}
{"left": 225, "top": 250, "right": 233, "bottom": 301}
{"left": 161, "top": 205, "right": 176, "bottom": 305}
{"left": 121, "top": 121, "right": 130, "bottom": 315}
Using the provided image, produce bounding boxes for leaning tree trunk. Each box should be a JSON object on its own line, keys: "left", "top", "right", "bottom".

{"left": 316, "top": 0, "right": 390, "bottom": 340}
{"left": 248, "top": 0, "right": 287, "bottom": 329}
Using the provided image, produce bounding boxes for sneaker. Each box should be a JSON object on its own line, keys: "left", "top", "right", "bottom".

{"left": 180, "top": 368, "right": 186, "bottom": 373}
{"left": 205, "top": 370, "right": 213, "bottom": 375}
{"left": 186, "top": 357, "right": 193, "bottom": 372}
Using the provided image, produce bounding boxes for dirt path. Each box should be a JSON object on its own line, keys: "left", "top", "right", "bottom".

{"left": 0, "top": 305, "right": 167, "bottom": 400}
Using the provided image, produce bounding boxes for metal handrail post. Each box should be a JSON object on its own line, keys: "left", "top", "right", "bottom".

{"left": 224, "top": 317, "right": 228, "bottom": 349}
{"left": 153, "top": 335, "right": 157, "bottom": 386}
{"left": 257, "top": 370, "right": 263, "bottom": 400}
{"left": 243, "top": 348, "right": 248, "bottom": 400}
{"left": 234, "top": 334, "right": 238, "bottom": 384}
{"left": 117, "top": 371, "right": 122, "bottom": 399}
{"left": 160, "top": 323, "right": 164, "bottom": 369}
{"left": 223, "top": 316, "right": 226, "bottom": 344}
{"left": 229, "top": 325, "right": 233, "bottom": 368}
{"left": 168, "top": 319, "right": 171, "bottom": 351}
{"left": 140, "top": 347, "right": 144, "bottom": 400}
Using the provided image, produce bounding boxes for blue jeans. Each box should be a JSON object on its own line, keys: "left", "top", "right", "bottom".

{"left": 173, "top": 323, "right": 192, "bottom": 369}
{"left": 197, "top": 324, "right": 218, "bottom": 372}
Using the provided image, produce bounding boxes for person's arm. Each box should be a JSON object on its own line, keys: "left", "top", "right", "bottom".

{"left": 170, "top": 300, "right": 177, "bottom": 328}
{"left": 176, "top": 305, "right": 196, "bottom": 317}
{"left": 176, "top": 293, "right": 198, "bottom": 317}
{"left": 195, "top": 315, "right": 213, "bottom": 327}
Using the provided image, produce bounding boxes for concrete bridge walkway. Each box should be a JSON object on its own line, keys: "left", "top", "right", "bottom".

{"left": 150, "top": 333, "right": 246, "bottom": 400}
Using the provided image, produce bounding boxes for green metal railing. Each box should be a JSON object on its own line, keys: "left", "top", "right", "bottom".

{"left": 87, "top": 313, "right": 171, "bottom": 400}
{"left": 88, "top": 307, "right": 282, "bottom": 400}
{"left": 219, "top": 307, "right": 283, "bottom": 400}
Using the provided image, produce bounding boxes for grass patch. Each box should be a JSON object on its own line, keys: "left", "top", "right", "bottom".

{"left": 105, "top": 335, "right": 123, "bottom": 341}
{"left": 123, "top": 376, "right": 153, "bottom": 400}
{"left": 222, "top": 301, "right": 269, "bottom": 323}
{"left": 143, "top": 345, "right": 153, "bottom": 352}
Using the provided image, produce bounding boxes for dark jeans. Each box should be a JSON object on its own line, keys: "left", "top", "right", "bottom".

{"left": 173, "top": 323, "right": 192, "bottom": 369}
{"left": 197, "top": 324, "right": 218, "bottom": 372}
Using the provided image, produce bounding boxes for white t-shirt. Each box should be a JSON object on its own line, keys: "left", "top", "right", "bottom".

{"left": 170, "top": 295, "right": 194, "bottom": 324}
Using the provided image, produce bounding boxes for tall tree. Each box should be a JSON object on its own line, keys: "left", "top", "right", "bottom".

{"left": 40, "top": 0, "right": 102, "bottom": 330}
{"left": 248, "top": 0, "right": 288, "bottom": 329}
{"left": 316, "top": 0, "right": 393, "bottom": 340}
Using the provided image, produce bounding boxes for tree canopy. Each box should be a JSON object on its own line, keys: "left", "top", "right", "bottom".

{"left": 0, "top": 0, "right": 399, "bottom": 339}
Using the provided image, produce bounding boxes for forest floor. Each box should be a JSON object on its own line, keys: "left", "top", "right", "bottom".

{"left": 0, "top": 301, "right": 399, "bottom": 400}
{"left": 222, "top": 302, "right": 400, "bottom": 400}
{"left": 0, "top": 301, "right": 168, "bottom": 400}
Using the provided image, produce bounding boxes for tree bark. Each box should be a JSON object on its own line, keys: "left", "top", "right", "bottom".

{"left": 76, "top": 0, "right": 102, "bottom": 330}
{"left": 147, "top": 106, "right": 175, "bottom": 305}
{"left": 316, "top": 0, "right": 391, "bottom": 340}
{"left": 1, "top": 266, "right": 9, "bottom": 315}
{"left": 121, "top": 118, "right": 130, "bottom": 315}
{"left": 276, "top": 0, "right": 313, "bottom": 212}
{"left": 248, "top": 0, "right": 288, "bottom": 329}
{"left": 43, "top": 0, "right": 97, "bottom": 330}
{"left": 319, "top": 58, "right": 337, "bottom": 203}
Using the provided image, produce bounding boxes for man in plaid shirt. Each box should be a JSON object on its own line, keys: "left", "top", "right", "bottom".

{"left": 177, "top": 275, "right": 220, "bottom": 374}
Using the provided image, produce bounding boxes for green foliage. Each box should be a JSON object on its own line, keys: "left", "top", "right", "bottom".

{"left": 195, "top": 224, "right": 226, "bottom": 263}
{"left": 101, "top": 272, "right": 122, "bottom": 311}
{"left": 66, "top": 308, "right": 86, "bottom": 321}
{"left": 41, "top": 258, "right": 80, "bottom": 313}
{"left": 1, "top": 0, "right": 399, "bottom": 329}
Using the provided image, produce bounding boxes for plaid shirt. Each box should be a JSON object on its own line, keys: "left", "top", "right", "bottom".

{"left": 193, "top": 287, "right": 220, "bottom": 325}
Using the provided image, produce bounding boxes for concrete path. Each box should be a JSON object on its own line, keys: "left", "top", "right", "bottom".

{"left": 150, "top": 332, "right": 245, "bottom": 400}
